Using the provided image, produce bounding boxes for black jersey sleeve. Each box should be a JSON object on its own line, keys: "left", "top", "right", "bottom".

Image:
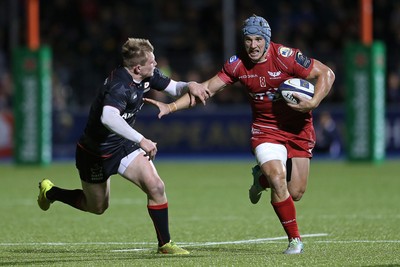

{"left": 103, "top": 83, "right": 129, "bottom": 113}
{"left": 149, "top": 68, "right": 171, "bottom": 91}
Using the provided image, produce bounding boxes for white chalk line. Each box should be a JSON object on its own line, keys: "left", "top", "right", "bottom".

{"left": 1, "top": 233, "right": 399, "bottom": 253}
{"left": 0, "top": 233, "right": 325, "bottom": 248}
{"left": 111, "top": 233, "right": 328, "bottom": 252}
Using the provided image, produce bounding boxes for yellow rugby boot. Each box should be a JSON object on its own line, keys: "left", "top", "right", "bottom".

{"left": 157, "top": 241, "right": 189, "bottom": 255}
{"left": 37, "top": 179, "right": 54, "bottom": 211}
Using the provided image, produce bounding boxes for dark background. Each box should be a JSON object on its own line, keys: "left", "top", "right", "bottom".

{"left": 0, "top": 0, "right": 399, "bottom": 159}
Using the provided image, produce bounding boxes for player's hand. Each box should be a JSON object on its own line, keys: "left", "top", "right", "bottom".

{"left": 143, "top": 98, "right": 170, "bottom": 119}
{"left": 286, "top": 93, "right": 318, "bottom": 113}
{"left": 139, "top": 137, "right": 157, "bottom": 161}
{"left": 187, "top": 81, "right": 211, "bottom": 106}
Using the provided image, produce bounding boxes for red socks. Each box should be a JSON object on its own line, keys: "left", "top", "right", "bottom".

{"left": 271, "top": 195, "right": 301, "bottom": 240}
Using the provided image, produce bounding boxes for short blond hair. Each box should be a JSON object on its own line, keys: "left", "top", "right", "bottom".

{"left": 121, "top": 38, "right": 154, "bottom": 67}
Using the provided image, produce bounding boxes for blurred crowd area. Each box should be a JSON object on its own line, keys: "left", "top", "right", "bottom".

{"left": 0, "top": 0, "right": 400, "bottom": 113}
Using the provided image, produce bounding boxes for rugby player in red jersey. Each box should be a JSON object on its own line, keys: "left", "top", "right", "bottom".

{"left": 37, "top": 38, "right": 210, "bottom": 255}
{"left": 145, "top": 15, "right": 335, "bottom": 254}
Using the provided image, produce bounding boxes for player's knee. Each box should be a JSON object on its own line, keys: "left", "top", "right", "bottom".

{"left": 290, "top": 189, "right": 305, "bottom": 201}
{"left": 89, "top": 202, "right": 109, "bottom": 215}
{"left": 266, "top": 172, "right": 287, "bottom": 197}
{"left": 265, "top": 166, "right": 285, "bottom": 181}
{"left": 147, "top": 178, "right": 165, "bottom": 198}
{"left": 291, "top": 192, "right": 303, "bottom": 201}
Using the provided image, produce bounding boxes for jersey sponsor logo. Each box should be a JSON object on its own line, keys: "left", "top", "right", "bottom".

{"left": 239, "top": 74, "right": 258, "bottom": 79}
{"left": 295, "top": 51, "right": 312, "bottom": 68}
{"left": 278, "top": 46, "right": 293, "bottom": 57}
{"left": 121, "top": 112, "right": 135, "bottom": 119}
{"left": 249, "top": 92, "right": 267, "bottom": 100}
{"left": 267, "top": 90, "right": 280, "bottom": 101}
{"left": 229, "top": 55, "right": 238, "bottom": 63}
{"left": 267, "top": 71, "right": 281, "bottom": 78}
{"left": 249, "top": 89, "right": 278, "bottom": 101}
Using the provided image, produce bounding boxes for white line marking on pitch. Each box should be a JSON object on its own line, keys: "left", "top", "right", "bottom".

{"left": 111, "top": 233, "right": 328, "bottom": 252}
{"left": 181, "top": 233, "right": 328, "bottom": 246}
{"left": 0, "top": 233, "right": 326, "bottom": 248}
{"left": 2, "top": 233, "right": 399, "bottom": 253}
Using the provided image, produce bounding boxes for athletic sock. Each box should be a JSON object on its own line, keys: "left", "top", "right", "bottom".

{"left": 148, "top": 203, "right": 170, "bottom": 246}
{"left": 46, "top": 187, "right": 86, "bottom": 211}
{"left": 271, "top": 195, "right": 301, "bottom": 240}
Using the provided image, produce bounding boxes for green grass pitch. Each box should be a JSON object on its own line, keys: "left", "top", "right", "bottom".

{"left": 0, "top": 159, "right": 399, "bottom": 266}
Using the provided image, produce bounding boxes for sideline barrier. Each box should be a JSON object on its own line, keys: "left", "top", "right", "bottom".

{"left": 1, "top": 105, "right": 399, "bottom": 160}
{"left": 50, "top": 105, "right": 400, "bottom": 160}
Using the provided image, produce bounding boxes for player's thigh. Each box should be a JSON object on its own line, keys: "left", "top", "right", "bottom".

{"left": 287, "top": 157, "right": 310, "bottom": 201}
{"left": 118, "top": 150, "right": 163, "bottom": 193}
{"left": 81, "top": 179, "right": 110, "bottom": 211}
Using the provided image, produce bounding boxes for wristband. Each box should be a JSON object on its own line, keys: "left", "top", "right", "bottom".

{"left": 168, "top": 102, "right": 178, "bottom": 113}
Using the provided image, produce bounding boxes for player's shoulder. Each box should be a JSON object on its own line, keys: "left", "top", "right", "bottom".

{"left": 151, "top": 67, "right": 169, "bottom": 81}
{"left": 103, "top": 68, "right": 131, "bottom": 93}
{"left": 106, "top": 67, "right": 130, "bottom": 85}
{"left": 270, "top": 42, "right": 313, "bottom": 69}
{"left": 270, "top": 42, "right": 296, "bottom": 59}
{"left": 225, "top": 54, "right": 243, "bottom": 65}
{"left": 221, "top": 55, "right": 247, "bottom": 77}
{"left": 149, "top": 67, "right": 171, "bottom": 90}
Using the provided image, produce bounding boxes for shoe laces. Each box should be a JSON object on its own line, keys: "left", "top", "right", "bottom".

{"left": 289, "top": 238, "right": 301, "bottom": 247}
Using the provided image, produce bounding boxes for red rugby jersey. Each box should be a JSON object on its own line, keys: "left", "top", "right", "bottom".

{"left": 217, "top": 42, "right": 314, "bottom": 131}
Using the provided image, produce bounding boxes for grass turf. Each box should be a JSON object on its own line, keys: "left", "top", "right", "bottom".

{"left": 0, "top": 160, "right": 399, "bottom": 266}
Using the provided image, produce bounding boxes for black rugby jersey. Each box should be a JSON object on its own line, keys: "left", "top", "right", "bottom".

{"left": 78, "top": 67, "right": 170, "bottom": 156}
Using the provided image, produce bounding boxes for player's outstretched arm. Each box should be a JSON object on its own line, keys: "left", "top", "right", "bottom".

{"left": 187, "top": 81, "right": 211, "bottom": 106}
{"left": 144, "top": 75, "right": 226, "bottom": 118}
{"left": 143, "top": 93, "right": 191, "bottom": 119}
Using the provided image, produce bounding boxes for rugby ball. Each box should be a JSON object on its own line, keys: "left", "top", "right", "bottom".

{"left": 278, "top": 78, "right": 314, "bottom": 104}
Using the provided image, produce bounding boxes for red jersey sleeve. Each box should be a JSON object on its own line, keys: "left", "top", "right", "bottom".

{"left": 275, "top": 44, "right": 314, "bottom": 79}
{"left": 217, "top": 55, "right": 242, "bottom": 85}
{"left": 293, "top": 49, "right": 314, "bottom": 78}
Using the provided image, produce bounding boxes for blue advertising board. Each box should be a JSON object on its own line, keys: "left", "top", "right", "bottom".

{"left": 50, "top": 105, "right": 400, "bottom": 160}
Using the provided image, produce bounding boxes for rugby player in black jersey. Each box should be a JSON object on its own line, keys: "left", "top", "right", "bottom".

{"left": 37, "top": 38, "right": 210, "bottom": 254}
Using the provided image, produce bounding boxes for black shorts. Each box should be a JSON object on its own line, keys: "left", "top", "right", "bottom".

{"left": 75, "top": 141, "right": 139, "bottom": 184}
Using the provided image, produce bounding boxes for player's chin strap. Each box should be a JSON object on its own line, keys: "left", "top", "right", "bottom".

{"left": 261, "top": 49, "right": 268, "bottom": 59}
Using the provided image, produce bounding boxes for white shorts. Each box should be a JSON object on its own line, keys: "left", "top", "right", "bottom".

{"left": 254, "top": 143, "right": 287, "bottom": 166}
{"left": 117, "top": 148, "right": 144, "bottom": 175}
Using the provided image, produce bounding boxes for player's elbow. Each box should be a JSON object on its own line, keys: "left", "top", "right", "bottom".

{"left": 326, "top": 67, "right": 336, "bottom": 88}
